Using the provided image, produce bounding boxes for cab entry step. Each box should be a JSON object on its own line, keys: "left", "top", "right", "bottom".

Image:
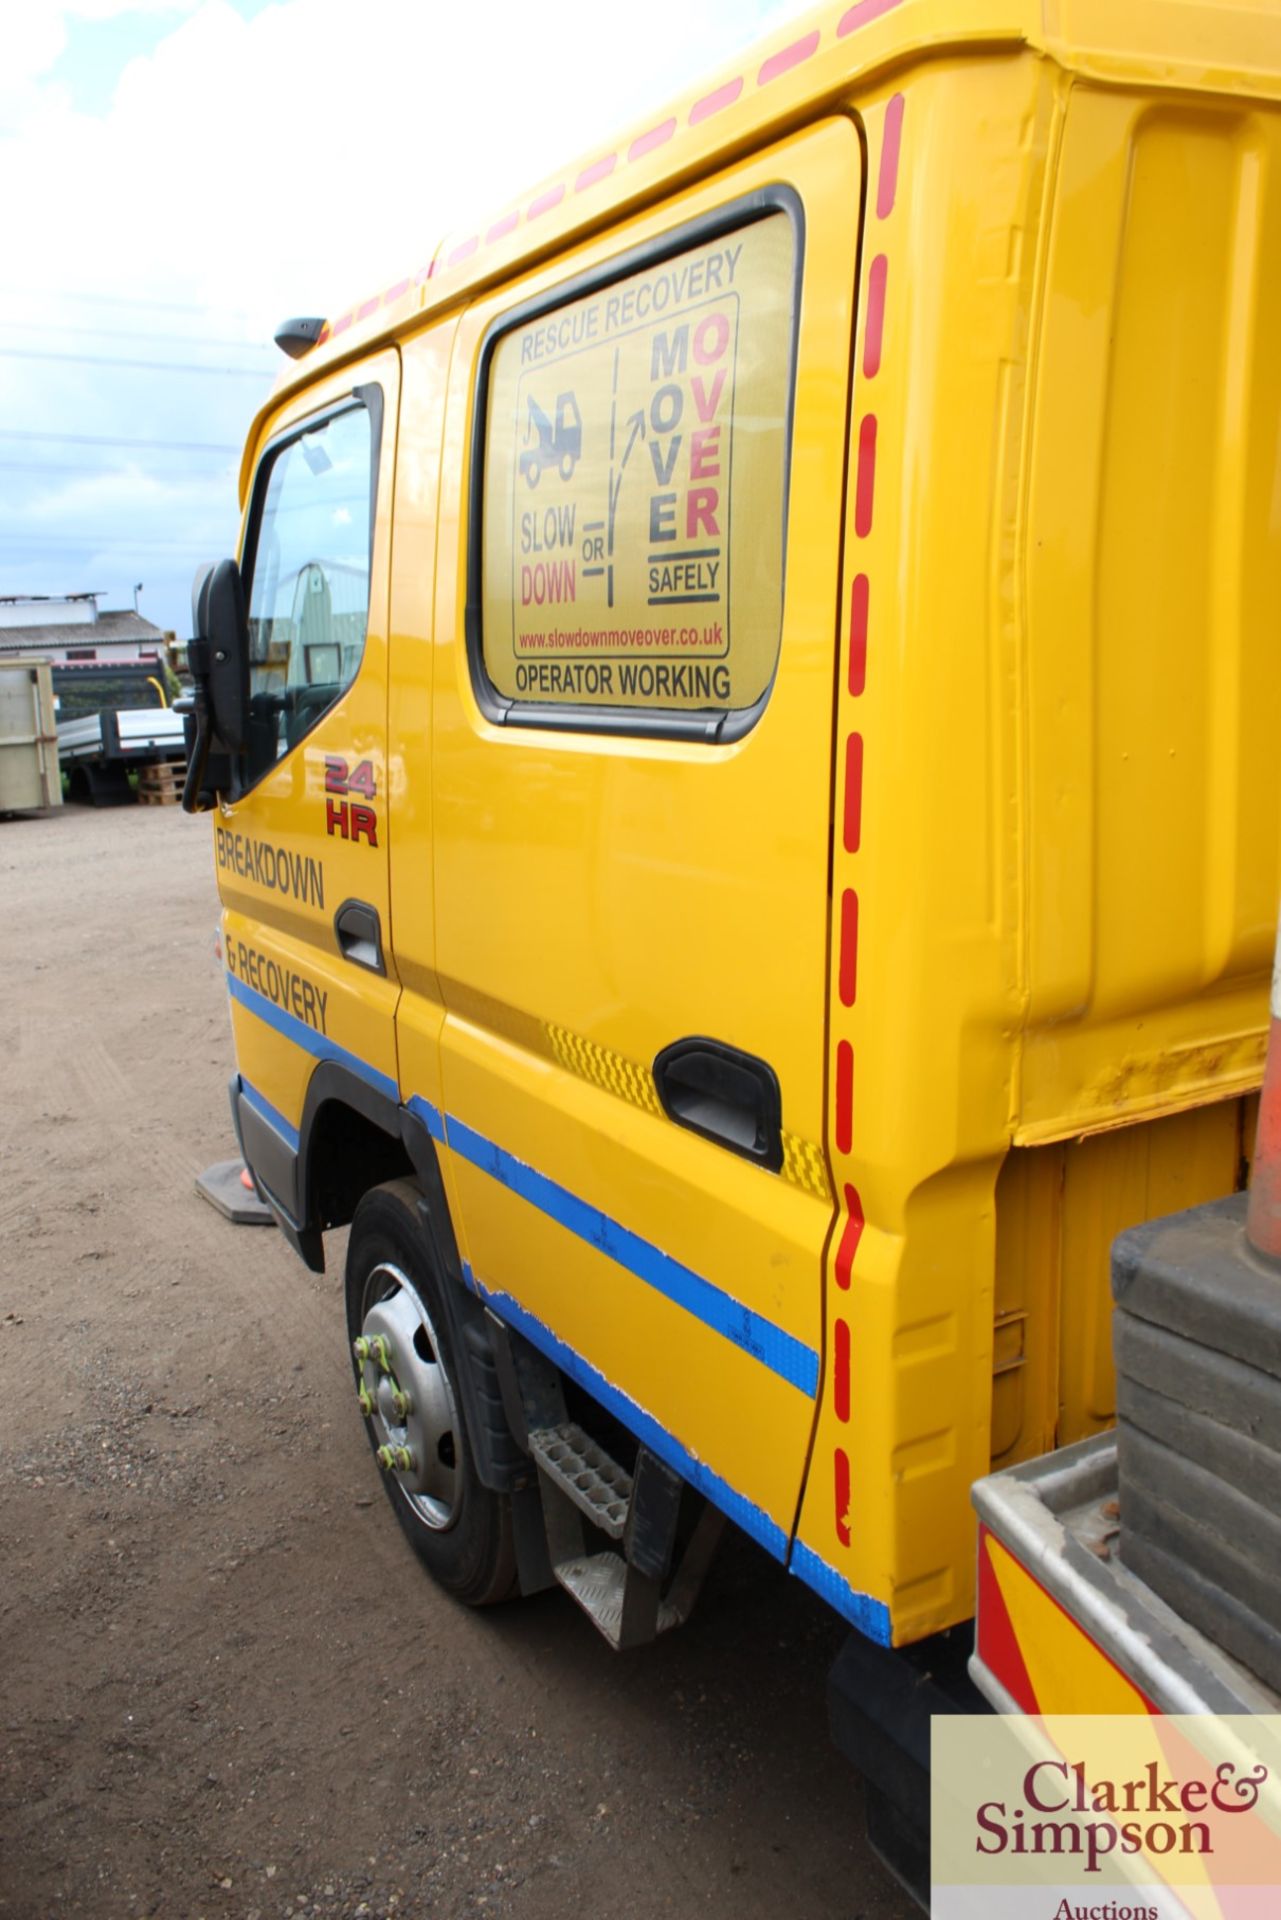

{"left": 487, "top": 1314, "right": 726, "bottom": 1649}
{"left": 527, "top": 1422, "right": 632, "bottom": 1538}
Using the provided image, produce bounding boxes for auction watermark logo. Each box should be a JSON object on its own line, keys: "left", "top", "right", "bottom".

{"left": 932, "top": 1717, "right": 1281, "bottom": 1919}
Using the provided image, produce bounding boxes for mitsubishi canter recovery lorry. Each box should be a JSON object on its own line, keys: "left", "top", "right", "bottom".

{"left": 182, "top": 0, "right": 1281, "bottom": 1900}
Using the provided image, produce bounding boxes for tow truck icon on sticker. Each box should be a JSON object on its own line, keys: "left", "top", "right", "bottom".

{"left": 519, "top": 391, "right": 582, "bottom": 487}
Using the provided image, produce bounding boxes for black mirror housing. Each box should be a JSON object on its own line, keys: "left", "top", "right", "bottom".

{"left": 182, "top": 557, "right": 248, "bottom": 812}
{"left": 192, "top": 558, "right": 249, "bottom": 755}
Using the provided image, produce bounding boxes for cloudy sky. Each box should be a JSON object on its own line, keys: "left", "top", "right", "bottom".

{"left": 0, "top": 0, "right": 810, "bottom": 639}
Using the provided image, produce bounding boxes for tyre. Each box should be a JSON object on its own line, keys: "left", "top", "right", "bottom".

{"left": 344, "top": 1179, "right": 517, "bottom": 1605}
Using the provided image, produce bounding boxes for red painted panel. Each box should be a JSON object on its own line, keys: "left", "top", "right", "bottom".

{"left": 759, "top": 32, "right": 820, "bottom": 86}
{"left": 855, "top": 415, "right": 877, "bottom": 538}
{"left": 689, "top": 78, "right": 743, "bottom": 125}
{"left": 848, "top": 575, "right": 869, "bottom": 696}
{"left": 835, "top": 1039, "right": 854, "bottom": 1154}
{"left": 878, "top": 94, "right": 905, "bottom": 219}
{"left": 834, "top": 1184, "right": 865, "bottom": 1290}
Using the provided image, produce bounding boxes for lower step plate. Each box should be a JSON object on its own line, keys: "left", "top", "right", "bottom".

{"left": 555, "top": 1551, "right": 681, "bottom": 1647}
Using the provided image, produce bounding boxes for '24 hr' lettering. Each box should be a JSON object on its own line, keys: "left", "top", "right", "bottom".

{"left": 324, "top": 756, "right": 377, "bottom": 847}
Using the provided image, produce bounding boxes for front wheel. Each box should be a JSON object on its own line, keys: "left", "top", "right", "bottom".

{"left": 345, "top": 1180, "right": 517, "bottom": 1605}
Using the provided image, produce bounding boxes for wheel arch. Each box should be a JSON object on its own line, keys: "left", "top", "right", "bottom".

{"left": 232, "top": 1060, "right": 528, "bottom": 1499}
{"left": 302, "top": 1071, "right": 414, "bottom": 1235}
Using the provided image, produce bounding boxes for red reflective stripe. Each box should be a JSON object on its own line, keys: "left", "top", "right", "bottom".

{"left": 356, "top": 297, "right": 379, "bottom": 322}
{"left": 878, "top": 93, "right": 905, "bottom": 219}
{"left": 844, "top": 733, "right": 863, "bottom": 854}
{"left": 854, "top": 415, "right": 877, "bottom": 538}
{"left": 486, "top": 212, "right": 519, "bottom": 244}
{"left": 384, "top": 279, "right": 411, "bottom": 303}
{"left": 976, "top": 1528, "right": 1040, "bottom": 1714}
{"left": 838, "top": 0, "right": 902, "bottom": 38}
{"left": 576, "top": 153, "right": 617, "bottom": 192}
{"left": 864, "top": 254, "right": 888, "bottom": 378}
{"left": 331, "top": 312, "right": 353, "bottom": 337}
{"left": 690, "top": 77, "right": 742, "bottom": 124}
{"left": 834, "top": 1447, "right": 852, "bottom": 1546}
{"left": 849, "top": 575, "right": 869, "bottom": 696}
{"left": 448, "top": 236, "right": 478, "bottom": 267}
{"left": 835, "top": 1040, "right": 854, "bottom": 1154}
{"left": 839, "top": 889, "right": 859, "bottom": 1005}
{"left": 759, "top": 31, "right": 819, "bottom": 85}
{"left": 833, "top": 1319, "right": 851, "bottom": 1423}
{"left": 316, "top": 323, "right": 331, "bottom": 344}
{"left": 528, "top": 184, "right": 565, "bottom": 220}
{"left": 977, "top": 1525, "right": 1161, "bottom": 1714}
{"left": 629, "top": 118, "right": 676, "bottom": 162}
{"left": 834, "top": 1184, "right": 864, "bottom": 1290}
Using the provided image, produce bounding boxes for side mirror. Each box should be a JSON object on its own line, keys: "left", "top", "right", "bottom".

{"left": 182, "top": 558, "right": 248, "bottom": 812}
{"left": 192, "top": 558, "right": 249, "bottom": 754}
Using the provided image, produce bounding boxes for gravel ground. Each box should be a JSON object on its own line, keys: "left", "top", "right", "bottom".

{"left": 0, "top": 800, "right": 915, "bottom": 1920}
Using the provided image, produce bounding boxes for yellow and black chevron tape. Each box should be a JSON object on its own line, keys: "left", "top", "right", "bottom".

{"left": 545, "top": 1023, "right": 832, "bottom": 1201}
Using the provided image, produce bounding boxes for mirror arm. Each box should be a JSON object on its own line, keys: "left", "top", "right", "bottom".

{"left": 180, "top": 674, "right": 215, "bottom": 814}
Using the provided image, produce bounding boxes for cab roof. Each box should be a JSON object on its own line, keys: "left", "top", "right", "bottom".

{"left": 245, "top": 0, "right": 1281, "bottom": 495}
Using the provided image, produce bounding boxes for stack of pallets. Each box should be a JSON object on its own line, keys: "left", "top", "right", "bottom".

{"left": 138, "top": 761, "right": 182, "bottom": 806}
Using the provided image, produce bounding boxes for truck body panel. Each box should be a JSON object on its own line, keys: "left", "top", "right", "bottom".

{"left": 207, "top": 0, "right": 1281, "bottom": 1669}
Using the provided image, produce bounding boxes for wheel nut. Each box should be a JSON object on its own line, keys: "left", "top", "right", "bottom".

{"left": 394, "top": 1446, "right": 415, "bottom": 1473}
{"left": 371, "top": 1335, "right": 392, "bottom": 1373}
{"left": 357, "top": 1383, "right": 373, "bottom": 1418}
{"left": 376, "top": 1444, "right": 395, "bottom": 1471}
{"left": 390, "top": 1388, "right": 410, "bottom": 1420}
{"left": 353, "top": 1336, "right": 371, "bottom": 1363}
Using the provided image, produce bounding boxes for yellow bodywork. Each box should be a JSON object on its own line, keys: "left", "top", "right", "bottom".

{"left": 215, "top": 0, "right": 1281, "bottom": 1648}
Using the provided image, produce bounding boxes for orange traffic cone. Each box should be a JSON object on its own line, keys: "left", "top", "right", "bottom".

{"left": 1246, "top": 922, "right": 1281, "bottom": 1262}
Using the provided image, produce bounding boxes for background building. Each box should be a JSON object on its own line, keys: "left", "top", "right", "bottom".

{"left": 0, "top": 593, "right": 173, "bottom": 666}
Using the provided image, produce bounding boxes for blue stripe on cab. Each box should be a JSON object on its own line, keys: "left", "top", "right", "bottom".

{"left": 406, "top": 1092, "right": 446, "bottom": 1143}
{"left": 789, "top": 1540, "right": 892, "bottom": 1645}
{"left": 226, "top": 971, "right": 398, "bottom": 1103}
{"left": 471, "top": 1277, "right": 790, "bottom": 1563}
{"left": 445, "top": 1114, "right": 819, "bottom": 1398}
{"left": 239, "top": 1075, "right": 300, "bottom": 1153}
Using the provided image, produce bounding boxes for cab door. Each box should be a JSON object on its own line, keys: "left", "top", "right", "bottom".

{"left": 220, "top": 349, "right": 401, "bottom": 1230}
{"left": 425, "top": 125, "right": 860, "bottom": 1561}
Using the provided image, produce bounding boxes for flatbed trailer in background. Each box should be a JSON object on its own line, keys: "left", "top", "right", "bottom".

{"left": 53, "top": 661, "right": 185, "bottom": 805}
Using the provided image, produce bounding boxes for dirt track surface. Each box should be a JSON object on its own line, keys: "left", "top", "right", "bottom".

{"left": 0, "top": 803, "right": 915, "bottom": 1920}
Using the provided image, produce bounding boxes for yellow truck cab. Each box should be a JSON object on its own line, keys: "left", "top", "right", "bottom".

{"left": 184, "top": 0, "right": 1281, "bottom": 1899}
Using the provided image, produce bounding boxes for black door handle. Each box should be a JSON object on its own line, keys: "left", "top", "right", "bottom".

{"left": 653, "top": 1037, "right": 783, "bottom": 1171}
{"left": 334, "top": 898, "right": 385, "bottom": 975}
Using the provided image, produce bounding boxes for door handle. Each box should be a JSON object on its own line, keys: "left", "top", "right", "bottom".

{"left": 334, "top": 898, "right": 385, "bottom": 975}
{"left": 653, "top": 1037, "right": 783, "bottom": 1171}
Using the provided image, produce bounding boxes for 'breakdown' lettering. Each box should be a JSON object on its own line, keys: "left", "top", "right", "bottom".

{"left": 216, "top": 828, "right": 325, "bottom": 910}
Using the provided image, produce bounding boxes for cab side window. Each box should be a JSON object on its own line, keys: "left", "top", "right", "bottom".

{"left": 474, "top": 207, "right": 796, "bottom": 738}
{"left": 243, "top": 401, "right": 373, "bottom": 785}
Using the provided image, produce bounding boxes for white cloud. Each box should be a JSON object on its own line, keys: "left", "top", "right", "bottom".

{"left": 0, "top": 0, "right": 812, "bottom": 629}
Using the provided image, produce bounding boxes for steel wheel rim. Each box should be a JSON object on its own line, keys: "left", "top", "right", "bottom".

{"left": 357, "top": 1261, "right": 460, "bottom": 1531}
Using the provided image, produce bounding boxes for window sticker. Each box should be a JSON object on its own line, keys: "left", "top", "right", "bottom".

{"left": 481, "top": 212, "right": 795, "bottom": 717}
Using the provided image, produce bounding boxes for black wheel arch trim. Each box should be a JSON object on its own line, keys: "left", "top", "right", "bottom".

{"left": 229, "top": 1072, "right": 324, "bottom": 1271}
{"left": 233, "top": 1060, "right": 527, "bottom": 1495}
